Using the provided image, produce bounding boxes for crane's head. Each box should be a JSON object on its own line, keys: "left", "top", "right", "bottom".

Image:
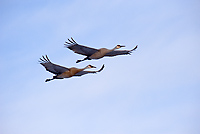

{"left": 87, "top": 65, "right": 96, "bottom": 69}
{"left": 116, "top": 45, "right": 125, "bottom": 49}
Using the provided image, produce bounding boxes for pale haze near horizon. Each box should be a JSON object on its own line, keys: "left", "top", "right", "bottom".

{"left": 0, "top": 0, "right": 200, "bottom": 134}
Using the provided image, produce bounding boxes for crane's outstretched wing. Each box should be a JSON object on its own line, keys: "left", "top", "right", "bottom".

{"left": 64, "top": 37, "right": 98, "bottom": 56}
{"left": 74, "top": 64, "right": 105, "bottom": 76}
{"left": 39, "top": 55, "right": 69, "bottom": 75}
{"left": 104, "top": 45, "right": 138, "bottom": 56}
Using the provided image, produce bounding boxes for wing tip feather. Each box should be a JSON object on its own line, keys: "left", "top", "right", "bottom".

{"left": 64, "top": 37, "right": 78, "bottom": 47}
{"left": 98, "top": 64, "right": 105, "bottom": 72}
{"left": 39, "top": 55, "right": 51, "bottom": 63}
{"left": 131, "top": 45, "right": 138, "bottom": 51}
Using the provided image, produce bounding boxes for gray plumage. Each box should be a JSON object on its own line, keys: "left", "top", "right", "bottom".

{"left": 39, "top": 55, "right": 69, "bottom": 75}
{"left": 64, "top": 37, "right": 138, "bottom": 63}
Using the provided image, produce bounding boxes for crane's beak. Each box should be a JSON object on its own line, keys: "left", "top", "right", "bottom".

{"left": 90, "top": 65, "right": 96, "bottom": 68}
{"left": 120, "top": 45, "right": 125, "bottom": 48}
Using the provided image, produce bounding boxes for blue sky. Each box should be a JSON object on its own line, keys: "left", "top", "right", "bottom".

{"left": 0, "top": 0, "right": 200, "bottom": 134}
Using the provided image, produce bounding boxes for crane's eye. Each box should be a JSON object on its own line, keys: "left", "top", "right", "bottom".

{"left": 117, "top": 45, "right": 120, "bottom": 48}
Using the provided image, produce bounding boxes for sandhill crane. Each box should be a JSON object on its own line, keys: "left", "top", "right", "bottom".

{"left": 39, "top": 55, "right": 105, "bottom": 82}
{"left": 64, "top": 37, "right": 138, "bottom": 63}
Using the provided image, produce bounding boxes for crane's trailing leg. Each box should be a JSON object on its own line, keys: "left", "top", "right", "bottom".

{"left": 45, "top": 76, "right": 60, "bottom": 82}
{"left": 45, "top": 78, "right": 54, "bottom": 82}
{"left": 76, "top": 57, "right": 91, "bottom": 63}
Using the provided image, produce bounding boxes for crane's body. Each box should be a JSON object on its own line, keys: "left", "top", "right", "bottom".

{"left": 90, "top": 48, "right": 113, "bottom": 59}
{"left": 64, "top": 37, "right": 138, "bottom": 63}
{"left": 39, "top": 55, "right": 105, "bottom": 82}
{"left": 56, "top": 67, "right": 84, "bottom": 78}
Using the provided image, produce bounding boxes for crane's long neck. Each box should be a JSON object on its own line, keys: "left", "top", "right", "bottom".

{"left": 109, "top": 46, "right": 118, "bottom": 52}
{"left": 70, "top": 67, "right": 87, "bottom": 76}
{"left": 82, "top": 66, "right": 89, "bottom": 71}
